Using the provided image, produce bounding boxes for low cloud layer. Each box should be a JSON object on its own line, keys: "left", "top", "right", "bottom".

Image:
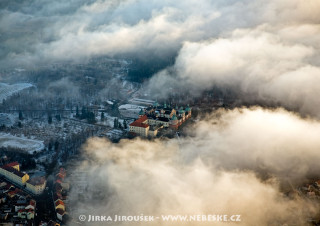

{"left": 3, "top": 1, "right": 320, "bottom": 118}
{"left": 146, "top": 22, "right": 320, "bottom": 116}
{"left": 2, "top": 0, "right": 319, "bottom": 71}
{"left": 0, "top": 0, "right": 221, "bottom": 68}
{"left": 69, "top": 107, "right": 320, "bottom": 225}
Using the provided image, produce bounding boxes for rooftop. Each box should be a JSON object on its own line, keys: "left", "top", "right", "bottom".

{"left": 0, "top": 165, "right": 26, "bottom": 178}
{"left": 5, "top": 162, "right": 19, "bottom": 168}
{"left": 27, "top": 177, "right": 46, "bottom": 186}
{"left": 129, "top": 115, "right": 149, "bottom": 128}
{"left": 55, "top": 200, "right": 65, "bottom": 207}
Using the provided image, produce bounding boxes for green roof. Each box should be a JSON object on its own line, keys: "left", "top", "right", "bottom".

{"left": 185, "top": 104, "right": 191, "bottom": 112}
{"left": 171, "top": 114, "right": 178, "bottom": 121}
{"left": 179, "top": 106, "right": 185, "bottom": 113}
{"left": 139, "top": 109, "right": 144, "bottom": 115}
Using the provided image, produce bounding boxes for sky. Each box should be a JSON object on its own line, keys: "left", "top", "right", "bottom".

{"left": 1, "top": 0, "right": 320, "bottom": 225}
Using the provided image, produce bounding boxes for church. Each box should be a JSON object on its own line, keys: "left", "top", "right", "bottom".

{"left": 129, "top": 102, "right": 192, "bottom": 137}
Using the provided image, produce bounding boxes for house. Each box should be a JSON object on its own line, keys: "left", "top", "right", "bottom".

{"left": 8, "top": 189, "right": 20, "bottom": 199}
{"left": 56, "top": 208, "right": 65, "bottom": 221}
{"left": 15, "top": 202, "right": 27, "bottom": 212}
{"left": 55, "top": 200, "right": 65, "bottom": 211}
{"left": 5, "top": 162, "right": 20, "bottom": 171}
{"left": 17, "top": 208, "right": 35, "bottom": 220}
{"left": 25, "top": 200, "right": 36, "bottom": 210}
{"left": 55, "top": 179, "right": 62, "bottom": 184}
{"left": 16, "top": 199, "right": 36, "bottom": 220}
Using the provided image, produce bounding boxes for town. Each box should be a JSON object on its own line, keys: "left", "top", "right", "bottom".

{"left": 129, "top": 102, "right": 192, "bottom": 137}
{"left": 0, "top": 60, "right": 210, "bottom": 225}
{"left": 0, "top": 160, "right": 69, "bottom": 225}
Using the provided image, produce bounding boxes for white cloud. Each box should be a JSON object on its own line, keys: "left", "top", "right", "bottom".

{"left": 71, "top": 107, "right": 320, "bottom": 225}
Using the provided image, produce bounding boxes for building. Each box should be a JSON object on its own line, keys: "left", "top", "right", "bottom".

{"left": 26, "top": 177, "right": 46, "bottom": 195}
{"left": 55, "top": 200, "right": 65, "bottom": 211}
{"left": 56, "top": 208, "right": 65, "bottom": 221}
{"left": 16, "top": 200, "right": 36, "bottom": 220}
{"left": 129, "top": 102, "right": 192, "bottom": 137}
{"left": 0, "top": 163, "right": 29, "bottom": 186}
{"left": 5, "top": 162, "right": 20, "bottom": 171}
{"left": 0, "top": 162, "right": 47, "bottom": 195}
{"left": 129, "top": 115, "right": 149, "bottom": 136}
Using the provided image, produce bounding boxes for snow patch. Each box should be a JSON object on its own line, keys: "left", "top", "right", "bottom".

{"left": 0, "top": 133, "right": 44, "bottom": 154}
{"left": 0, "top": 83, "right": 34, "bottom": 101}
{"left": 0, "top": 113, "right": 17, "bottom": 127}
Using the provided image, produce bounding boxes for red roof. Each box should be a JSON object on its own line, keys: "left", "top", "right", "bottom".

{"left": 8, "top": 189, "right": 20, "bottom": 196}
{"left": 59, "top": 168, "right": 66, "bottom": 177}
{"left": 56, "top": 173, "right": 65, "bottom": 179}
{"left": 129, "top": 115, "right": 149, "bottom": 128}
{"left": 55, "top": 200, "right": 65, "bottom": 207}
{"left": 1, "top": 165, "right": 25, "bottom": 177}
{"left": 5, "top": 162, "right": 19, "bottom": 167}
{"left": 29, "top": 200, "right": 36, "bottom": 207}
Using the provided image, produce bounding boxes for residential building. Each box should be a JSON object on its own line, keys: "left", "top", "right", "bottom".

{"left": 0, "top": 163, "right": 29, "bottom": 186}
{"left": 56, "top": 208, "right": 65, "bottom": 221}
{"left": 55, "top": 200, "right": 65, "bottom": 211}
{"left": 26, "top": 177, "right": 46, "bottom": 195}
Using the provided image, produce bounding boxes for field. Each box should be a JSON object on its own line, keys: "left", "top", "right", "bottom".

{"left": 119, "top": 104, "right": 145, "bottom": 118}
{"left": 0, "top": 133, "right": 45, "bottom": 154}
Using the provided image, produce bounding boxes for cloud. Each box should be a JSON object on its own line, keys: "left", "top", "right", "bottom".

{"left": 3, "top": 1, "right": 320, "bottom": 224}
{"left": 145, "top": 23, "right": 320, "bottom": 116}
{"left": 0, "top": 0, "right": 222, "bottom": 68}
{"left": 46, "top": 77, "right": 81, "bottom": 98}
{"left": 184, "top": 107, "right": 320, "bottom": 181}
{"left": 3, "top": 0, "right": 319, "bottom": 70}
{"left": 68, "top": 108, "right": 320, "bottom": 225}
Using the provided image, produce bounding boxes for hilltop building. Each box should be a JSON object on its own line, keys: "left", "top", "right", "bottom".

{"left": 129, "top": 102, "right": 191, "bottom": 137}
